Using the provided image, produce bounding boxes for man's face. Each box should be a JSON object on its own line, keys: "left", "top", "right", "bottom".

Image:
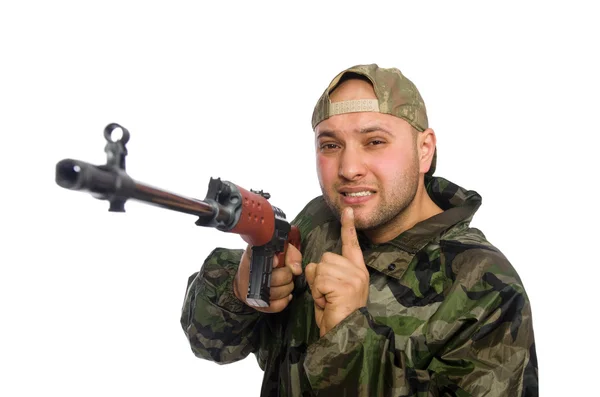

{"left": 314, "top": 79, "right": 420, "bottom": 231}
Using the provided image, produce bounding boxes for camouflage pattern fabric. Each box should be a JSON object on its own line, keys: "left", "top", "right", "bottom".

{"left": 180, "top": 176, "right": 538, "bottom": 396}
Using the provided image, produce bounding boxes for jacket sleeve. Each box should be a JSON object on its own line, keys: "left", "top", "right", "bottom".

{"left": 180, "top": 247, "right": 264, "bottom": 365}
{"left": 302, "top": 273, "right": 538, "bottom": 396}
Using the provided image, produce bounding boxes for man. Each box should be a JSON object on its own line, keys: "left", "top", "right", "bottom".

{"left": 180, "top": 64, "right": 538, "bottom": 396}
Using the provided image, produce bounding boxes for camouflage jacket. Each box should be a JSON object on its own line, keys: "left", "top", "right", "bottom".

{"left": 180, "top": 176, "right": 538, "bottom": 396}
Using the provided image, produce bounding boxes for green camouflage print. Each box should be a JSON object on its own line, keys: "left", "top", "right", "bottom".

{"left": 180, "top": 176, "right": 538, "bottom": 396}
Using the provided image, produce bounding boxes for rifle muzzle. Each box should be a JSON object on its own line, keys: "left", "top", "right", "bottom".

{"left": 55, "top": 159, "right": 130, "bottom": 199}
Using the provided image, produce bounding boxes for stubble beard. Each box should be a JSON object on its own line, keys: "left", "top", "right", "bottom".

{"left": 321, "top": 162, "right": 420, "bottom": 232}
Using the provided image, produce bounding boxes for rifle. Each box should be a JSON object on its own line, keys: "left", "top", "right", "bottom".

{"left": 55, "top": 123, "right": 301, "bottom": 308}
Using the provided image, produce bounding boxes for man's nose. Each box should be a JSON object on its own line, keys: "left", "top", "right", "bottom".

{"left": 338, "top": 146, "right": 366, "bottom": 181}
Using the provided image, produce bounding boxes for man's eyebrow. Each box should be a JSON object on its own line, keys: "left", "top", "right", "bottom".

{"left": 316, "top": 125, "right": 394, "bottom": 140}
{"left": 359, "top": 126, "right": 394, "bottom": 137}
{"left": 316, "top": 130, "right": 336, "bottom": 139}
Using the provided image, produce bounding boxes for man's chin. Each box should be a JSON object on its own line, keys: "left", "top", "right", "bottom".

{"left": 324, "top": 195, "right": 377, "bottom": 227}
{"left": 353, "top": 216, "right": 378, "bottom": 231}
{"left": 346, "top": 207, "right": 376, "bottom": 230}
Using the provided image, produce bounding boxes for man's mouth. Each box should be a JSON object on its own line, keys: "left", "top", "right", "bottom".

{"left": 342, "top": 191, "right": 374, "bottom": 197}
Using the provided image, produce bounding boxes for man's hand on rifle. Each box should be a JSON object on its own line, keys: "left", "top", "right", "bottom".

{"left": 233, "top": 243, "right": 303, "bottom": 313}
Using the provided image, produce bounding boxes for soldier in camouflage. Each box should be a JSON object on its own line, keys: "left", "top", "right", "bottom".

{"left": 180, "top": 64, "right": 538, "bottom": 396}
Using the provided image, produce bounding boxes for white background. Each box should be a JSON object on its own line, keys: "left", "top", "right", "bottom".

{"left": 1, "top": 1, "right": 598, "bottom": 395}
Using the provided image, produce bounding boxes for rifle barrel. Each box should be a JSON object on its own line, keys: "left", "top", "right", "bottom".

{"left": 130, "top": 180, "right": 215, "bottom": 217}
{"left": 56, "top": 159, "right": 223, "bottom": 220}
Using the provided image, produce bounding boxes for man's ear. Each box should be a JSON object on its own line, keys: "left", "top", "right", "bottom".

{"left": 418, "top": 128, "right": 436, "bottom": 174}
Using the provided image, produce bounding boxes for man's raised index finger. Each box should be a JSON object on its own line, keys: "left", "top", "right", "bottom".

{"left": 341, "top": 207, "right": 363, "bottom": 264}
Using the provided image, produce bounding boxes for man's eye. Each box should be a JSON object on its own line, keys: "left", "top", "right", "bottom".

{"left": 320, "top": 143, "right": 339, "bottom": 150}
{"left": 369, "top": 140, "right": 385, "bottom": 146}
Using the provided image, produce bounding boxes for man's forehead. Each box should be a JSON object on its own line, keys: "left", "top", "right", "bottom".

{"left": 315, "top": 111, "right": 410, "bottom": 137}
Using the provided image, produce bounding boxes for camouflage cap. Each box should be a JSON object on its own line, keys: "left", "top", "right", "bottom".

{"left": 311, "top": 64, "right": 436, "bottom": 176}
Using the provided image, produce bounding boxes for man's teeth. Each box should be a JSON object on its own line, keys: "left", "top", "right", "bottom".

{"left": 344, "top": 191, "right": 373, "bottom": 197}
